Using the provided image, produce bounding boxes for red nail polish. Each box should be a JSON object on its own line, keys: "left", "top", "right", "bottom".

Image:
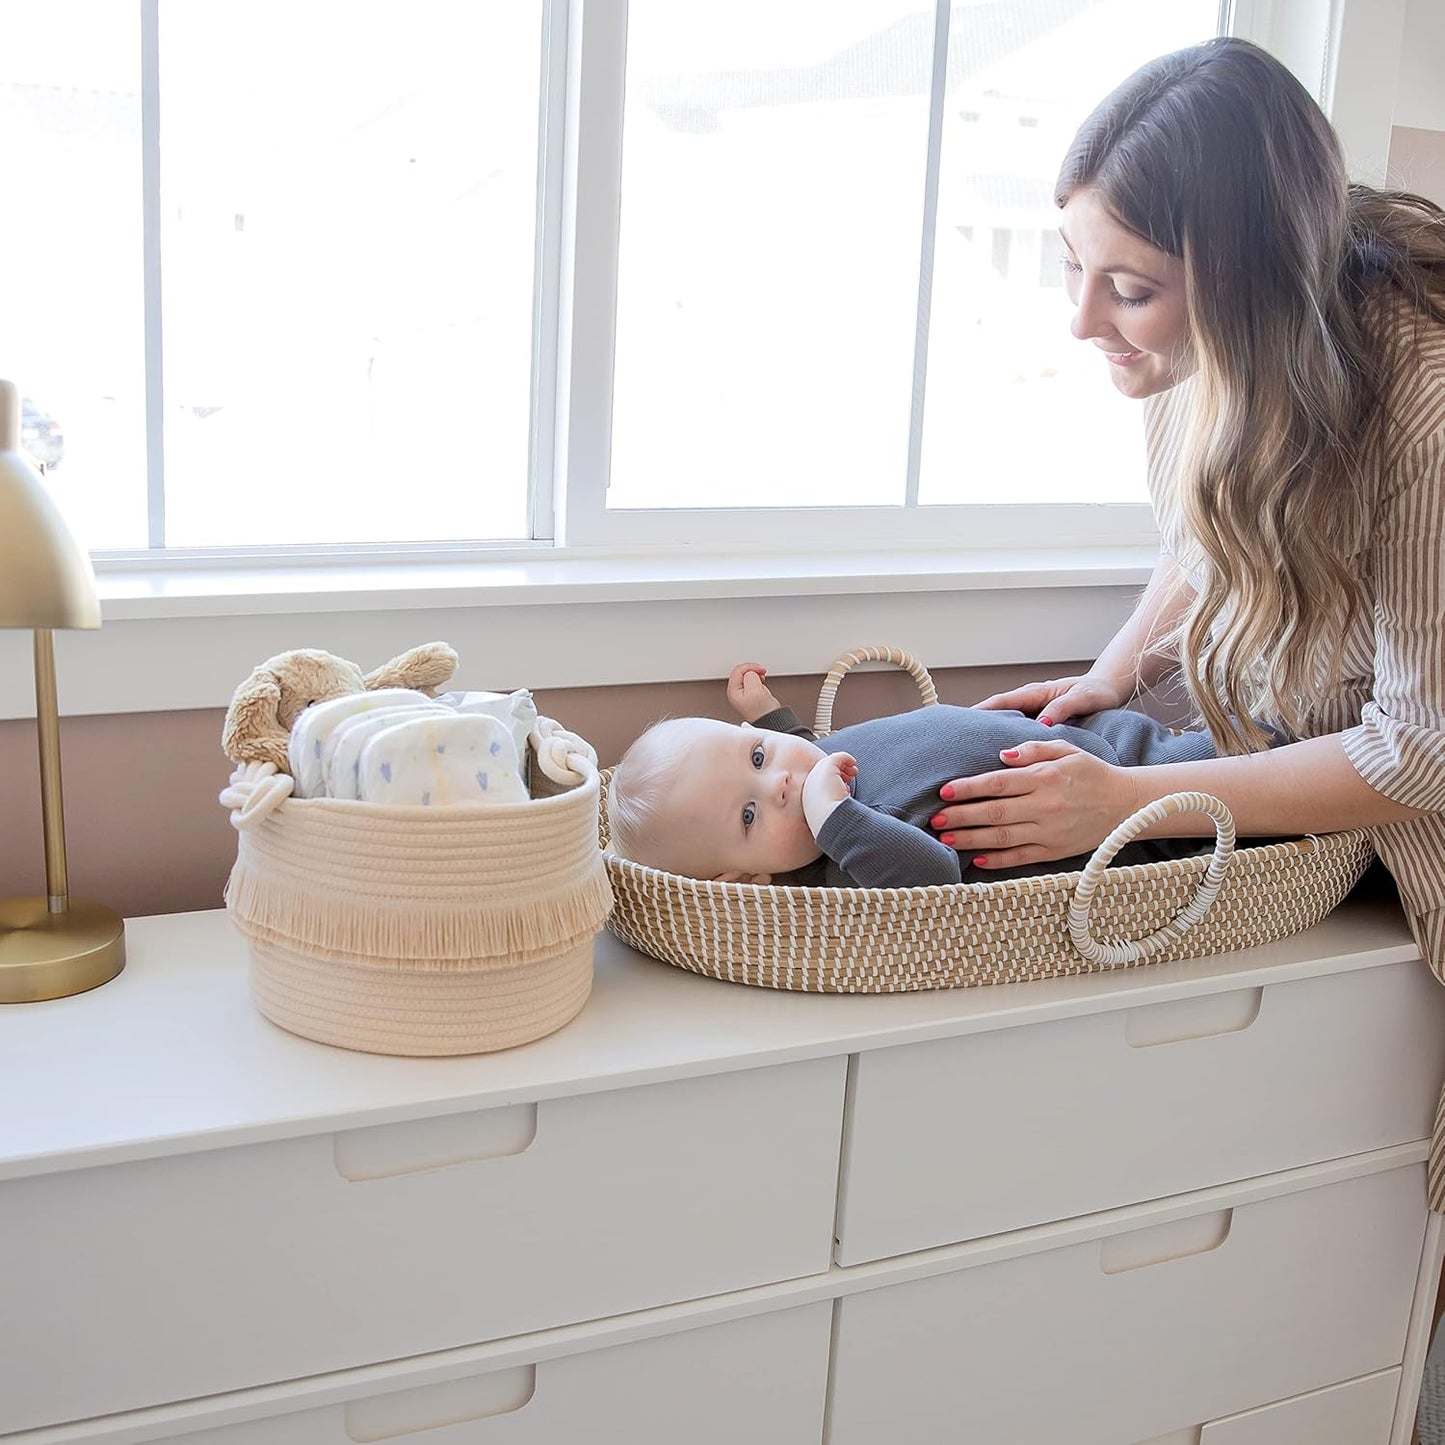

{"left": 973, "top": 856, "right": 988, "bottom": 867}
{"left": 1000, "top": 748, "right": 1019, "bottom": 760}
{"left": 940, "top": 784, "right": 954, "bottom": 800}
{"left": 930, "top": 813, "right": 948, "bottom": 828}
{"left": 940, "top": 834, "right": 955, "bottom": 846}
{"left": 1039, "top": 716, "right": 1054, "bottom": 727}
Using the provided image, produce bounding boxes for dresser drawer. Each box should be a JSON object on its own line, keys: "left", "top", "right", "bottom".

{"left": 1194, "top": 1366, "right": 1400, "bottom": 1443}
{"left": 828, "top": 1164, "right": 1426, "bottom": 1445}
{"left": 143, "top": 1302, "right": 833, "bottom": 1445}
{"left": 0, "top": 1057, "right": 845, "bottom": 1434}
{"left": 837, "top": 961, "right": 1445, "bottom": 1263}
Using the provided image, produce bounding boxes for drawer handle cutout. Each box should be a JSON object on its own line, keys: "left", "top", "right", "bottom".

{"left": 345, "top": 1366, "right": 535, "bottom": 1441}
{"left": 1099, "top": 1209, "right": 1232, "bottom": 1275}
{"left": 333, "top": 1105, "right": 538, "bottom": 1182}
{"left": 1133, "top": 1431, "right": 1201, "bottom": 1445}
{"left": 1124, "top": 988, "right": 1261, "bottom": 1048}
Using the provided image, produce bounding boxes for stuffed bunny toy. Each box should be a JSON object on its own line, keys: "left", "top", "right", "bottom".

{"left": 221, "top": 643, "right": 459, "bottom": 773}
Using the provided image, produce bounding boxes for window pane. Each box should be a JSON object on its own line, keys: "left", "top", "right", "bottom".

{"left": 0, "top": 2, "right": 147, "bottom": 550}
{"left": 158, "top": 0, "right": 543, "bottom": 547}
{"left": 610, "top": 1, "right": 932, "bottom": 509}
{"left": 918, "top": 0, "right": 1219, "bottom": 505}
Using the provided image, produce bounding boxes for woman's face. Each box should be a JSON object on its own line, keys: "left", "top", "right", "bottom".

{"left": 1059, "top": 187, "right": 1193, "bottom": 400}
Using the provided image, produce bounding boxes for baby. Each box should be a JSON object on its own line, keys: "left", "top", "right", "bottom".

{"left": 607, "top": 663, "right": 1227, "bottom": 888}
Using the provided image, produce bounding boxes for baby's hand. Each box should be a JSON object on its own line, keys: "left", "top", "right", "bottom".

{"left": 803, "top": 752, "right": 857, "bottom": 836}
{"left": 727, "top": 662, "right": 782, "bottom": 722}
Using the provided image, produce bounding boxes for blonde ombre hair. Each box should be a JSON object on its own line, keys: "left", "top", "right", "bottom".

{"left": 1057, "top": 38, "right": 1445, "bottom": 751}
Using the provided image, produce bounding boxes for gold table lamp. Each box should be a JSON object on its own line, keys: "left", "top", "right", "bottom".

{"left": 0, "top": 378, "right": 125, "bottom": 1001}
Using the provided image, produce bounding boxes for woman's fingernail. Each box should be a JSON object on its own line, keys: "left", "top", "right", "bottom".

{"left": 1000, "top": 748, "right": 1019, "bottom": 760}
{"left": 930, "top": 813, "right": 948, "bottom": 829}
{"left": 1039, "top": 716, "right": 1054, "bottom": 727}
{"left": 940, "top": 784, "right": 954, "bottom": 800}
{"left": 973, "top": 856, "right": 989, "bottom": 867}
{"left": 940, "top": 833, "right": 955, "bottom": 847}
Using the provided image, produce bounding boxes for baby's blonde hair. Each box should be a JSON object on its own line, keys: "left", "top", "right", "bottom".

{"left": 606, "top": 718, "right": 694, "bottom": 870}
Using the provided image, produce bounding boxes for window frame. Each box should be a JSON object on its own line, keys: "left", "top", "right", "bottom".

{"left": 546, "top": 0, "right": 1380, "bottom": 558}
{"left": 0, "top": 0, "right": 1393, "bottom": 726}
{"left": 552, "top": 0, "right": 1214, "bottom": 554}
{"left": 90, "top": 0, "right": 1254, "bottom": 565}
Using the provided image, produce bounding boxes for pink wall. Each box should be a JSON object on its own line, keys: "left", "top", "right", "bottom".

{"left": 0, "top": 661, "right": 1082, "bottom": 919}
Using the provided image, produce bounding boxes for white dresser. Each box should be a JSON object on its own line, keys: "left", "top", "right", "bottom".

{"left": 1, "top": 901, "right": 1442, "bottom": 1445}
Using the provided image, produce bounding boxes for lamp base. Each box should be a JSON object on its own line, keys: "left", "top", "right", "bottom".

{"left": 0, "top": 897, "right": 126, "bottom": 1002}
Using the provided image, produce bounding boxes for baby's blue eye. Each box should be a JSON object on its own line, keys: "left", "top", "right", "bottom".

{"left": 742, "top": 803, "right": 756, "bottom": 829}
{"left": 750, "top": 745, "right": 765, "bottom": 769}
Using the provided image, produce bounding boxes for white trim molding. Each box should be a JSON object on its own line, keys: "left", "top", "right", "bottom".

{"left": 0, "top": 547, "right": 1155, "bottom": 720}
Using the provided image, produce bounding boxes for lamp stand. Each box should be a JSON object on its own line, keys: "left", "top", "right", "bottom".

{"left": 0, "top": 629, "right": 125, "bottom": 1002}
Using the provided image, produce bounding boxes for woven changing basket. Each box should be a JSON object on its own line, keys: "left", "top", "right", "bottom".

{"left": 221, "top": 722, "right": 612, "bottom": 1054}
{"left": 599, "top": 648, "right": 1373, "bottom": 993}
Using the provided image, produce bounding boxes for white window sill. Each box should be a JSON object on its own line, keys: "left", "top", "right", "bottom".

{"left": 0, "top": 545, "right": 1158, "bottom": 720}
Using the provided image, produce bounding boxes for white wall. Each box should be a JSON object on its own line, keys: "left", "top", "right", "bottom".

{"left": 1326, "top": 0, "right": 1409, "bottom": 183}
{"left": 1386, "top": 0, "right": 1445, "bottom": 205}
{"left": 1394, "top": 0, "right": 1445, "bottom": 131}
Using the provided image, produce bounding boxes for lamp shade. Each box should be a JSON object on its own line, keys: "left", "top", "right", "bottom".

{"left": 0, "top": 379, "right": 100, "bottom": 630}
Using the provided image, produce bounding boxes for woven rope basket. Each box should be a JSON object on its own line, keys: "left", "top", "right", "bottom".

{"left": 221, "top": 724, "right": 613, "bottom": 1054}
{"left": 599, "top": 648, "right": 1373, "bottom": 993}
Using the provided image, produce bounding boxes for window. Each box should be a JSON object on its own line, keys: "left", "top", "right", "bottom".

{"left": 157, "top": 1, "right": 543, "bottom": 549}
{"left": 2, "top": 0, "right": 543, "bottom": 552}
{"left": 2, "top": 2, "right": 1227, "bottom": 559}
{"left": 0, "top": 2, "right": 146, "bottom": 548}
{"left": 572, "top": 0, "right": 1224, "bottom": 548}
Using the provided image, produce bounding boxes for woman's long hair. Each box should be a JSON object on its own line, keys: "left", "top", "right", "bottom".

{"left": 1057, "top": 37, "right": 1445, "bottom": 751}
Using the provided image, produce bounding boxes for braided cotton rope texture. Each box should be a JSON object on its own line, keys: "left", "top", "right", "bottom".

{"left": 599, "top": 649, "right": 1373, "bottom": 993}
{"left": 222, "top": 725, "right": 613, "bottom": 1055}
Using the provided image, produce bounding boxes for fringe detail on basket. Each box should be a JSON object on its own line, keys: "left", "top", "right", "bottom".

{"left": 225, "top": 860, "right": 613, "bottom": 970}
{"left": 247, "top": 933, "right": 595, "bottom": 1055}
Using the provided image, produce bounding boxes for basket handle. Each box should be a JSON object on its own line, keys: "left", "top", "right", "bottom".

{"left": 1068, "top": 791, "right": 1236, "bottom": 966}
{"left": 531, "top": 717, "right": 599, "bottom": 788}
{"left": 219, "top": 761, "right": 295, "bottom": 831}
{"left": 813, "top": 646, "right": 938, "bottom": 738}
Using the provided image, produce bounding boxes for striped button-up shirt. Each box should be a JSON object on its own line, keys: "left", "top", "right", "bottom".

{"left": 1144, "top": 302, "right": 1445, "bottom": 1204}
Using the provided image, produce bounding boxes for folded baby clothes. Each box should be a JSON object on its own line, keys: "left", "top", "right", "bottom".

{"left": 288, "top": 688, "right": 438, "bottom": 798}
{"left": 358, "top": 713, "right": 529, "bottom": 807}
{"left": 438, "top": 688, "right": 539, "bottom": 786}
{"left": 322, "top": 702, "right": 453, "bottom": 801}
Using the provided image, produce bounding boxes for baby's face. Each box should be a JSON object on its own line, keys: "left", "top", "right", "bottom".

{"left": 658, "top": 719, "right": 826, "bottom": 882}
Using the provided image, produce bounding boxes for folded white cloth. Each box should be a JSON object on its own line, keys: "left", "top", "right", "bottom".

{"left": 358, "top": 713, "right": 529, "bottom": 806}
{"left": 438, "top": 688, "right": 539, "bottom": 784}
{"left": 288, "top": 689, "right": 439, "bottom": 798}
{"left": 322, "top": 703, "right": 453, "bottom": 801}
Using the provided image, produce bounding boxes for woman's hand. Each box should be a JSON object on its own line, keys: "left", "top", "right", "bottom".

{"left": 973, "top": 672, "right": 1131, "bottom": 727}
{"left": 727, "top": 663, "right": 782, "bottom": 723}
{"left": 931, "top": 740, "right": 1140, "bottom": 869}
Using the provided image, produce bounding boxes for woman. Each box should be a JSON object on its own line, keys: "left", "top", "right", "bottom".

{"left": 929, "top": 38, "right": 1445, "bottom": 1198}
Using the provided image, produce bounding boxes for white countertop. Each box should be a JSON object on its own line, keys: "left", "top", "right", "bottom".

{"left": 0, "top": 901, "right": 1420, "bottom": 1182}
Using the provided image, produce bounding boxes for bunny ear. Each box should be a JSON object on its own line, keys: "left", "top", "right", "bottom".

{"left": 221, "top": 671, "right": 291, "bottom": 771}
{"left": 364, "top": 641, "right": 459, "bottom": 696}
